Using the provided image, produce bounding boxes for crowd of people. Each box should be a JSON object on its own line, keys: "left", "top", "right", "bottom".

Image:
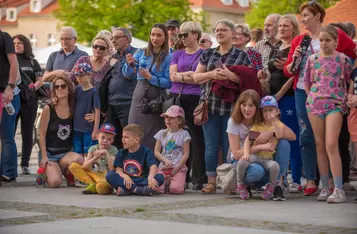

{"left": 1, "top": 1, "right": 357, "bottom": 203}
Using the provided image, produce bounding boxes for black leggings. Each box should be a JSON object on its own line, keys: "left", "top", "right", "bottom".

{"left": 339, "top": 114, "right": 351, "bottom": 183}
{"left": 15, "top": 96, "right": 38, "bottom": 168}
{"left": 170, "top": 93, "right": 207, "bottom": 184}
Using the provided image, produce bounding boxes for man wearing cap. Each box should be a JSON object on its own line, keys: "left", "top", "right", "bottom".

{"left": 165, "top": 20, "right": 180, "bottom": 52}
{"left": 199, "top": 33, "right": 213, "bottom": 50}
{"left": 43, "top": 26, "right": 88, "bottom": 82}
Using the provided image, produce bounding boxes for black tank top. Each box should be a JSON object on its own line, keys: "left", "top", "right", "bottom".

{"left": 46, "top": 104, "right": 73, "bottom": 155}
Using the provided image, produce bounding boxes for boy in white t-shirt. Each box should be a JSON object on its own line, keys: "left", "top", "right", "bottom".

{"left": 154, "top": 105, "right": 191, "bottom": 194}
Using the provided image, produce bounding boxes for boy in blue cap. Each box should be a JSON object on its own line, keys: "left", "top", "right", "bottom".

{"left": 69, "top": 123, "right": 118, "bottom": 194}
{"left": 72, "top": 63, "right": 101, "bottom": 157}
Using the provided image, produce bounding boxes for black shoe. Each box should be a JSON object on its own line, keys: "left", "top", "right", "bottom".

{"left": 0, "top": 176, "right": 16, "bottom": 183}
{"left": 247, "top": 186, "right": 253, "bottom": 198}
{"left": 192, "top": 183, "right": 203, "bottom": 190}
{"left": 354, "top": 198, "right": 357, "bottom": 203}
{"left": 273, "top": 186, "right": 285, "bottom": 201}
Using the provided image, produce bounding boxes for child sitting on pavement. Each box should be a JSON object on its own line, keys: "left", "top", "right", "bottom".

{"left": 69, "top": 123, "right": 118, "bottom": 195}
{"left": 154, "top": 105, "right": 191, "bottom": 194}
{"left": 106, "top": 124, "right": 164, "bottom": 196}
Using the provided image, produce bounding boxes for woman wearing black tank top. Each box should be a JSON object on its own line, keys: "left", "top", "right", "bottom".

{"left": 39, "top": 75, "right": 83, "bottom": 188}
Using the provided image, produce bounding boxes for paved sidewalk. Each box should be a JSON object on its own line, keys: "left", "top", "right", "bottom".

{"left": 0, "top": 131, "right": 355, "bottom": 233}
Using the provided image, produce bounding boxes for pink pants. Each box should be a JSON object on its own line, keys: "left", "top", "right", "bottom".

{"left": 158, "top": 166, "right": 187, "bottom": 195}
{"left": 0, "top": 92, "right": 3, "bottom": 124}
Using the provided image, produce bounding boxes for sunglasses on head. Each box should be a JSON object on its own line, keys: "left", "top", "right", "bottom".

{"left": 308, "top": 0, "right": 317, "bottom": 6}
{"left": 92, "top": 44, "right": 107, "bottom": 51}
{"left": 178, "top": 32, "right": 189, "bottom": 39}
{"left": 54, "top": 84, "right": 67, "bottom": 90}
{"left": 199, "top": 39, "right": 210, "bottom": 44}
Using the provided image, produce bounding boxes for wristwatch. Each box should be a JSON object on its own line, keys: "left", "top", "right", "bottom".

{"left": 8, "top": 83, "right": 15, "bottom": 89}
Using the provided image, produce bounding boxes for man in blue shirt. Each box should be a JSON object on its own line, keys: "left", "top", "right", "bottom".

{"left": 107, "top": 27, "right": 137, "bottom": 148}
{"left": 43, "top": 26, "right": 88, "bottom": 82}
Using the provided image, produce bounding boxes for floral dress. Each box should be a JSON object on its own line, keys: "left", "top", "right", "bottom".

{"left": 304, "top": 53, "right": 352, "bottom": 116}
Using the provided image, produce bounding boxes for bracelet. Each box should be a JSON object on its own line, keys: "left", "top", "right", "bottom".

{"left": 181, "top": 75, "right": 184, "bottom": 82}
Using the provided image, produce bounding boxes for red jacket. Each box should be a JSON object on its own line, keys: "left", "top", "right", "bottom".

{"left": 283, "top": 29, "right": 356, "bottom": 89}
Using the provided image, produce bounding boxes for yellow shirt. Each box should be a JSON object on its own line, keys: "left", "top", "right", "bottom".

{"left": 250, "top": 122, "right": 281, "bottom": 159}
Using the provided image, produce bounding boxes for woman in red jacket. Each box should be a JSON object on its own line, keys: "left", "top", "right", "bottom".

{"left": 283, "top": 1, "right": 356, "bottom": 196}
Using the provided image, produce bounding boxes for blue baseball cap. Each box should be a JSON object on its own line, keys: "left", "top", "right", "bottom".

{"left": 98, "top": 123, "right": 116, "bottom": 135}
{"left": 73, "top": 63, "right": 92, "bottom": 75}
{"left": 260, "top": 95, "right": 279, "bottom": 108}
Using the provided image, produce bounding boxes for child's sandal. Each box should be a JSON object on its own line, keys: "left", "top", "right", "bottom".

{"left": 202, "top": 183, "right": 216, "bottom": 195}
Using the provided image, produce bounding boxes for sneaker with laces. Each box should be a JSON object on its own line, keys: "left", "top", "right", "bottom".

{"left": 262, "top": 182, "right": 275, "bottom": 200}
{"left": 327, "top": 188, "right": 346, "bottom": 203}
{"left": 236, "top": 184, "right": 249, "bottom": 200}
{"left": 317, "top": 188, "right": 330, "bottom": 201}
{"left": 273, "top": 186, "right": 285, "bottom": 201}
{"left": 289, "top": 183, "right": 302, "bottom": 193}
{"left": 22, "top": 167, "right": 31, "bottom": 175}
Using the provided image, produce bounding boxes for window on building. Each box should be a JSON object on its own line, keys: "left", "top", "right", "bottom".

{"left": 221, "top": 0, "right": 233, "bottom": 5}
{"left": 6, "top": 8, "right": 17, "bottom": 22}
{"left": 48, "top": 33, "right": 56, "bottom": 46}
{"left": 29, "top": 33, "right": 37, "bottom": 48}
{"left": 31, "top": 0, "right": 41, "bottom": 13}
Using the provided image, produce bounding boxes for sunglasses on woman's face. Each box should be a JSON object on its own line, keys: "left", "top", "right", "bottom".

{"left": 178, "top": 32, "right": 189, "bottom": 39}
{"left": 92, "top": 44, "right": 107, "bottom": 51}
{"left": 54, "top": 84, "right": 67, "bottom": 90}
{"left": 199, "top": 39, "right": 210, "bottom": 44}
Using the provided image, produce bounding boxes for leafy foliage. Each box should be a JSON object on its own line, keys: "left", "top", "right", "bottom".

{"left": 55, "top": 0, "right": 207, "bottom": 42}
{"left": 245, "top": 0, "right": 340, "bottom": 29}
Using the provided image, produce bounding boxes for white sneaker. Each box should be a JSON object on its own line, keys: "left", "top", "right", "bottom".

{"left": 317, "top": 188, "right": 330, "bottom": 201}
{"left": 327, "top": 188, "right": 346, "bottom": 203}
{"left": 289, "top": 183, "right": 302, "bottom": 193}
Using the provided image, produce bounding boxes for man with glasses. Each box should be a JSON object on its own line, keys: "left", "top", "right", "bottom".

{"left": 165, "top": 19, "right": 180, "bottom": 52}
{"left": 43, "top": 26, "right": 88, "bottom": 81}
{"left": 106, "top": 27, "right": 137, "bottom": 149}
{"left": 199, "top": 33, "right": 213, "bottom": 50}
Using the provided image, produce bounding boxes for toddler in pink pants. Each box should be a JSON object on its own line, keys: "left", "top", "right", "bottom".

{"left": 154, "top": 105, "right": 191, "bottom": 195}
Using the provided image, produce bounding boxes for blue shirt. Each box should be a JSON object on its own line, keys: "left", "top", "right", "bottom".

{"left": 45, "top": 46, "right": 88, "bottom": 72}
{"left": 74, "top": 86, "right": 100, "bottom": 132}
{"left": 113, "top": 145, "right": 157, "bottom": 178}
{"left": 122, "top": 49, "right": 172, "bottom": 89}
{"left": 108, "top": 46, "right": 138, "bottom": 105}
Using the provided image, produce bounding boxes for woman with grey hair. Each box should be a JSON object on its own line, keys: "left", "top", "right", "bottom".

{"left": 169, "top": 21, "right": 207, "bottom": 190}
{"left": 193, "top": 19, "right": 251, "bottom": 194}
{"left": 70, "top": 35, "right": 111, "bottom": 90}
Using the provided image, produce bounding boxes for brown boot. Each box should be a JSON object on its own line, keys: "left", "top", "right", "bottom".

{"left": 202, "top": 176, "right": 216, "bottom": 194}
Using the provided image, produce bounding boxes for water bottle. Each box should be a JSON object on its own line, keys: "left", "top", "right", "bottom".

{"left": 140, "top": 57, "right": 147, "bottom": 69}
{"left": 36, "top": 166, "right": 47, "bottom": 187}
{"left": 2, "top": 94, "right": 15, "bottom": 115}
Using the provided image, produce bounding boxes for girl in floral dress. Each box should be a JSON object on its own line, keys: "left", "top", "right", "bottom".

{"left": 304, "top": 25, "right": 352, "bottom": 204}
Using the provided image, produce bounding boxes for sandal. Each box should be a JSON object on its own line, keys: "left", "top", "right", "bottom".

{"left": 202, "top": 183, "right": 216, "bottom": 195}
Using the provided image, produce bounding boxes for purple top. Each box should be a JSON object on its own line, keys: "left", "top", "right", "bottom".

{"left": 169, "top": 49, "right": 203, "bottom": 96}
{"left": 71, "top": 56, "right": 110, "bottom": 90}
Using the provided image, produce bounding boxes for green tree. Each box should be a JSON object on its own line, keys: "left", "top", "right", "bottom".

{"left": 55, "top": 0, "right": 207, "bottom": 43}
{"left": 245, "top": 0, "right": 339, "bottom": 29}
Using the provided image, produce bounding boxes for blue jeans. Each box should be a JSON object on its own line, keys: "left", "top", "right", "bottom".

{"left": 202, "top": 113, "right": 230, "bottom": 177}
{"left": 106, "top": 171, "right": 165, "bottom": 192}
{"left": 243, "top": 139, "right": 290, "bottom": 186}
{"left": 0, "top": 94, "right": 21, "bottom": 178}
{"left": 295, "top": 88, "right": 317, "bottom": 180}
{"left": 279, "top": 95, "right": 302, "bottom": 184}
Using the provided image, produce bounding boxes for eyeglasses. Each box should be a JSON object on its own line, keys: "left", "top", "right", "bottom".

{"left": 112, "top": 35, "right": 126, "bottom": 40}
{"left": 199, "top": 39, "right": 211, "bottom": 44}
{"left": 213, "top": 28, "right": 232, "bottom": 34}
{"left": 178, "top": 32, "right": 189, "bottom": 39}
{"left": 59, "top": 37, "right": 74, "bottom": 42}
{"left": 92, "top": 44, "right": 107, "bottom": 51}
{"left": 54, "top": 84, "right": 67, "bottom": 90}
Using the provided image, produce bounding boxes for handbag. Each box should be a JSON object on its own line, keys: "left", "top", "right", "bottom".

{"left": 19, "top": 69, "right": 36, "bottom": 105}
{"left": 99, "top": 65, "right": 114, "bottom": 113}
{"left": 193, "top": 84, "right": 211, "bottom": 126}
{"left": 162, "top": 50, "right": 203, "bottom": 113}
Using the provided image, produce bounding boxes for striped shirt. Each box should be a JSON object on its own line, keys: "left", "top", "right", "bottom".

{"left": 247, "top": 48, "right": 263, "bottom": 73}
{"left": 253, "top": 39, "right": 281, "bottom": 67}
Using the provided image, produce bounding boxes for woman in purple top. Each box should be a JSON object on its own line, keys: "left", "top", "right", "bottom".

{"left": 169, "top": 21, "right": 207, "bottom": 190}
{"left": 71, "top": 35, "right": 111, "bottom": 90}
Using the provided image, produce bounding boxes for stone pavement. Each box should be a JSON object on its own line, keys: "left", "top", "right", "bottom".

{"left": 0, "top": 132, "right": 356, "bottom": 233}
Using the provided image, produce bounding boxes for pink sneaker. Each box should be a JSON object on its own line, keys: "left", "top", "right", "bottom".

{"left": 236, "top": 184, "right": 249, "bottom": 200}
{"left": 262, "top": 183, "right": 275, "bottom": 200}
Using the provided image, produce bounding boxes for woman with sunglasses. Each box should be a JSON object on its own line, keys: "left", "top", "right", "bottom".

{"left": 70, "top": 35, "right": 111, "bottom": 90}
{"left": 284, "top": 1, "right": 356, "bottom": 196}
{"left": 198, "top": 33, "right": 213, "bottom": 50}
{"left": 123, "top": 23, "right": 172, "bottom": 150}
{"left": 169, "top": 21, "right": 206, "bottom": 190}
{"left": 193, "top": 19, "right": 251, "bottom": 194}
{"left": 39, "top": 75, "right": 83, "bottom": 188}
{"left": 13, "top": 34, "right": 43, "bottom": 175}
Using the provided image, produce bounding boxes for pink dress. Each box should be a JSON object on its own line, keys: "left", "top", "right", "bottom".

{"left": 304, "top": 53, "right": 352, "bottom": 116}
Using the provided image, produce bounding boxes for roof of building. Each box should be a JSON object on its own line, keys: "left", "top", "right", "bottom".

{"left": 190, "top": 0, "right": 250, "bottom": 13}
{"left": 19, "top": 0, "right": 58, "bottom": 17}
{"left": 0, "top": 0, "right": 29, "bottom": 8}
